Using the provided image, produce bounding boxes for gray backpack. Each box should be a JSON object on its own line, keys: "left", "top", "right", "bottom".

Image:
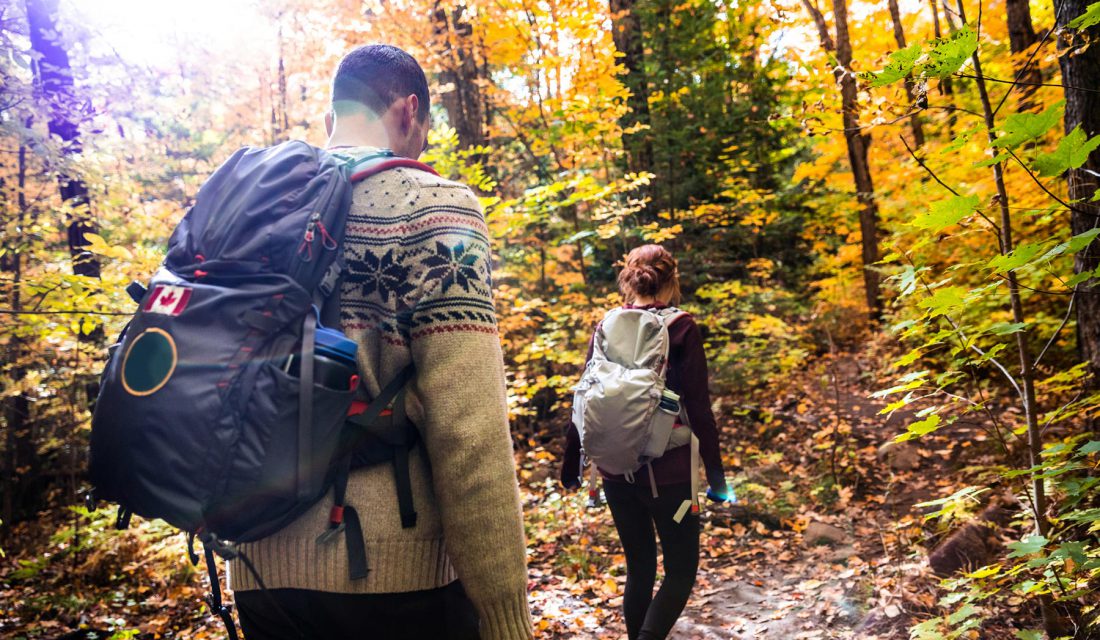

{"left": 572, "top": 307, "right": 695, "bottom": 495}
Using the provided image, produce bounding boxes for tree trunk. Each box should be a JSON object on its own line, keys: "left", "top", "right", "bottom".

{"left": 887, "top": 0, "right": 926, "bottom": 147}
{"left": 25, "top": 0, "right": 99, "bottom": 279}
{"left": 608, "top": 0, "right": 654, "bottom": 181}
{"left": 2, "top": 143, "right": 36, "bottom": 529}
{"left": 1056, "top": 0, "right": 1100, "bottom": 390}
{"left": 1006, "top": 0, "right": 1041, "bottom": 111}
{"left": 802, "top": 0, "right": 883, "bottom": 317}
{"left": 433, "top": 2, "right": 487, "bottom": 151}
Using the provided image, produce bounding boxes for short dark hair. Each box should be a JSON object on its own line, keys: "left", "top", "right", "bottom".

{"left": 332, "top": 44, "right": 429, "bottom": 121}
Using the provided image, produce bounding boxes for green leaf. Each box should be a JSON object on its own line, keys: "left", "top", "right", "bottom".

{"left": 1032, "top": 125, "right": 1100, "bottom": 177}
{"left": 966, "top": 564, "right": 1002, "bottom": 578}
{"left": 1016, "top": 631, "right": 1044, "bottom": 640}
{"left": 1040, "top": 228, "right": 1100, "bottom": 264}
{"left": 867, "top": 44, "right": 923, "bottom": 87}
{"left": 911, "top": 195, "right": 980, "bottom": 233}
{"left": 1066, "top": 271, "right": 1095, "bottom": 287}
{"left": 920, "top": 25, "right": 978, "bottom": 79}
{"left": 1052, "top": 541, "right": 1088, "bottom": 565}
{"left": 1007, "top": 534, "right": 1048, "bottom": 558}
{"left": 989, "top": 321, "right": 1028, "bottom": 335}
{"left": 973, "top": 151, "right": 1010, "bottom": 168}
{"left": 896, "top": 414, "right": 941, "bottom": 441}
{"left": 1078, "top": 440, "right": 1100, "bottom": 455}
{"left": 947, "top": 603, "right": 979, "bottom": 624}
{"left": 1065, "top": 226, "right": 1100, "bottom": 253}
{"left": 918, "top": 286, "right": 967, "bottom": 316}
{"left": 987, "top": 242, "right": 1045, "bottom": 272}
{"left": 1068, "top": 1, "right": 1100, "bottom": 29}
{"left": 994, "top": 100, "right": 1065, "bottom": 149}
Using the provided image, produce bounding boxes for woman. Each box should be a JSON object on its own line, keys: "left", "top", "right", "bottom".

{"left": 562, "top": 244, "right": 729, "bottom": 640}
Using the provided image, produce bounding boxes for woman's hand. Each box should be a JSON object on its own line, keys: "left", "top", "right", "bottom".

{"left": 560, "top": 466, "right": 582, "bottom": 491}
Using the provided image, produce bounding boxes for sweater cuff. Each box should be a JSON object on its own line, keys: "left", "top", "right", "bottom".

{"left": 477, "top": 590, "right": 534, "bottom": 640}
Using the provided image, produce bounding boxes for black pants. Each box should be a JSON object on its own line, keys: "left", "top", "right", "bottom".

{"left": 235, "top": 581, "right": 480, "bottom": 639}
{"left": 603, "top": 480, "right": 700, "bottom": 640}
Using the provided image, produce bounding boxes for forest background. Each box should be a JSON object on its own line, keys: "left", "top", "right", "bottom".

{"left": 1, "top": 0, "right": 1100, "bottom": 637}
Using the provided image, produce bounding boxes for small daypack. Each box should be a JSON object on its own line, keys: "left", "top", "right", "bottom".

{"left": 571, "top": 306, "right": 694, "bottom": 496}
{"left": 88, "top": 141, "right": 436, "bottom": 638}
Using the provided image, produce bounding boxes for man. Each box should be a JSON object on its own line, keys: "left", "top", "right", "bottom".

{"left": 229, "top": 44, "right": 534, "bottom": 640}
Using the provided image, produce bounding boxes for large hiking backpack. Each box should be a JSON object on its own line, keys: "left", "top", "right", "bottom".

{"left": 88, "top": 141, "right": 436, "bottom": 637}
{"left": 571, "top": 306, "right": 695, "bottom": 494}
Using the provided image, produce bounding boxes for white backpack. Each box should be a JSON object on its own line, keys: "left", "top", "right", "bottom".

{"left": 572, "top": 307, "right": 697, "bottom": 498}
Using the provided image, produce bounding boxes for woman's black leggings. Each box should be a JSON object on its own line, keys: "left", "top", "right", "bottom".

{"left": 603, "top": 480, "right": 700, "bottom": 640}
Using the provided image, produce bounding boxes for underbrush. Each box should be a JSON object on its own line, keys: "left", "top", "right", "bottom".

{"left": 1, "top": 505, "right": 213, "bottom": 639}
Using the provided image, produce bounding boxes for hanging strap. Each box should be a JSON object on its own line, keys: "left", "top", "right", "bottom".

{"left": 202, "top": 544, "right": 240, "bottom": 640}
{"left": 297, "top": 311, "right": 317, "bottom": 501}
{"left": 186, "top": 532, "right": 200, "bottom": 566}
{"left": 115, "top": 507, "right": 132, "bottom": 530}
{"left": 389, "top": 384, "right": 418, "bottom": 528}
{"left": 676, "top": 403, "right": 701, "bottom": 514}
{"left": 690, "top": 434, "right": 701, "bottom": 514}
{"left": 328, "top": 363, "right": 418, "bottom": 582}
{"left": 646, "top": 461, "right": 659, "bottom": 499}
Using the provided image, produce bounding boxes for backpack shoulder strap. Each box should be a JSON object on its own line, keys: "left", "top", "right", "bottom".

{"left": 347, "top": 154, "right": 440, "bottom": 183}
{"left": 317, "top": 152, "right": 439, "bottom": 324}
{"left": 656, "top": 306, "right": 689, "bottom": 326}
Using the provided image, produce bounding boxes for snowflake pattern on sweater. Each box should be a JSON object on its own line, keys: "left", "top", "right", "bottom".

{"left": 340, "top": 167, "right": 497, "bottom": 345}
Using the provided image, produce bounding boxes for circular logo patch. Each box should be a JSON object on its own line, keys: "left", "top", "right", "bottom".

{"left": 121, "top": 327, "right": 178, "bottom": 396}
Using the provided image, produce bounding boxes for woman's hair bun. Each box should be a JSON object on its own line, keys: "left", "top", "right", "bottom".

{"left": 617, "top": 244, "right": 680, "bottom": 303}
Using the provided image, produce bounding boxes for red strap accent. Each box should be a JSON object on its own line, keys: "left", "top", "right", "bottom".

{"left": 349, "top": 375, "right": 360, "bottom": 391}
{"left": 348, "top": 400, "right": 368, "bottom": 417}
{"left": 348, "top": 401, "right": 393, "bottom": 417}
{"left": 349, "top": 158, "right": 439, "bottom": 183}
{"left": 329, "top": 505, "right": 344, "bottom": 525}
{"left": 194, "top": 269, "right": 208, "bottom": 278}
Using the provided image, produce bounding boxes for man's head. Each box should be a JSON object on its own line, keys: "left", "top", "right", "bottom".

{"left": 328, "top": 44, "right": 430, "bottom": 159}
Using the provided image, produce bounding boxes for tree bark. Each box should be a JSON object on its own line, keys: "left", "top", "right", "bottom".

{"left": 433, "top": 2, "right": 487, "bottom": 151}
{"left": 1056, "top": 0, "right": 1100, "bottom": 390}
{"left": 25, "top": 0, "right": 99, "bottom": 279}
{"left": 886, "top": 0, "right": 926, "bottom": 147}
{"left": 608, "top": 0, "right": 654, "bottom": 181}
{"left": 802, "top": 0, "right": 883, "bottom": 317}
{"left": 1006, "top": 0, "right": 1041, "bottom": 111}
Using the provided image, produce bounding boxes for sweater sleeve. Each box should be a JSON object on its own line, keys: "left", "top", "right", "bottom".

{"left": 405, "top": 185, "right": 533, "bottom": 640}
{"left": 673, "top": 316, "right": 727, "bottom": 489}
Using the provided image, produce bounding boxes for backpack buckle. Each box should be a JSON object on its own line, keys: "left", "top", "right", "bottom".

{"left": 319, "top": 262, "right": 342, "bottom": 298}
{"left": 316, "top": 523, "right": 345, "bottom": 545}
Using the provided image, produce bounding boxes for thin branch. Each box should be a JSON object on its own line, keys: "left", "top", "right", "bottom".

{"left": 900, "top": 135, "right": 1003, "bottom": 238}
{"left": 1005, "top": 148, "right": 1092, "bottom": 216}
{"left": 955, "top": 72, "right": 1100, "bottom": 94}
{"left": 0, "top": 309, "right": 130, "bottom": 316}
{"left": 901, "top": 251, "right": 1025, "bottom": 400}
{"left": 900, "top": 134, "right": 959, "bottom": 196}
{"left": 992, "top": 26, "right": 1057, "bottom": 118}
{"left": 1034, "top": 286, "right": 1078, "bottom": 368}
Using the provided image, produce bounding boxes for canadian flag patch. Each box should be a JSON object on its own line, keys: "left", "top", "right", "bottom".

{"left": 143, "top": 285, "right": 193, "bottom": 316}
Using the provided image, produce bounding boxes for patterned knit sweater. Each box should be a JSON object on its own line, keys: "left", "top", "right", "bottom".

{"left": 229, "top": 147, "right": 533, "bottom": 640}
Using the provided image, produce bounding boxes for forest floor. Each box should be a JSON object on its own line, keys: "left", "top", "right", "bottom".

{"left": 0, "top": 345, "right": 1030, "bottom": 639}
{"left": 524, "top": 344, "right": 1027, "bottom": 639}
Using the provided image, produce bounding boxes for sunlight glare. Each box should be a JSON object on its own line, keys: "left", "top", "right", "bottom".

{"left": 66, "top": 0, "right": 273, "bottom": 67}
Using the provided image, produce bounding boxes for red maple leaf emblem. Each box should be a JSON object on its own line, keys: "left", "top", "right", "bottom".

{"left": 159, "top": 291, "right": 178, "bottom": 307}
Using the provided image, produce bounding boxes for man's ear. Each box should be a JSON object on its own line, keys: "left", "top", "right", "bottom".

{"left": 325, "top": 111, "right": 334, "bottom": 136}
{"left": 404, "top": 95, "right": 419, "bottom": 131}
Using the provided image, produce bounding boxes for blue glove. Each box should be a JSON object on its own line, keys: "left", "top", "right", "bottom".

{"left": 706, "top": 486, "right": 737, "bottom": 504}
